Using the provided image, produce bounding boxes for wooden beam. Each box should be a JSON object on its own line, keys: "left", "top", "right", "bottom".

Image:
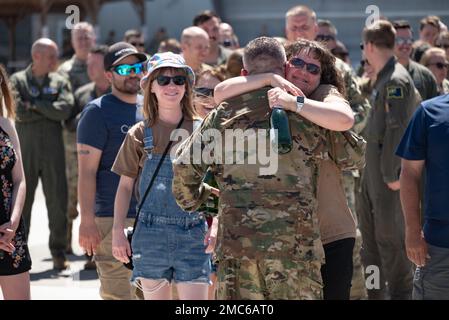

{"left": 131, "top": 0, "right": 146, "bottom": 26}
{"left": 5, "top": 16, "right": 18, "bottom": 63}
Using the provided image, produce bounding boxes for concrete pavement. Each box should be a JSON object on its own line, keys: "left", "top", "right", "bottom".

{"left": 1, "top": 182, "right": 101, "bottom": 300}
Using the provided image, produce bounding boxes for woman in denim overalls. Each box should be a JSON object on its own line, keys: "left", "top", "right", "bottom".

{"left": 111, "top": 53, "right": 211, "bottom": 299}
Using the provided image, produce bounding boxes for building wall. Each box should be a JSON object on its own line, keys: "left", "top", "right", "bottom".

{"left": 97, "top": 0, "right": 214, "bottom": 51}
{"left": 1, "top": 0, "right": 448, "bottom": 71}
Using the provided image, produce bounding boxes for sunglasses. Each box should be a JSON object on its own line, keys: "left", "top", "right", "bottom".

{"left": 156, "top": 75, "right": 186, "bottom": 86}
{"left": 395, "top": 37, "right": 413, "bottom": 46}
{"left": 289, "top": 57, "right": 321, "bottom": 75}
{"left": 437, "top": 44, "right": 449, "bottom": 49}
{"left": 130, "top": 42, "right": 145, "bottom": 47}
{"left": 316, "top": 34, "right": 335, "bottom": 42}
{"left": 194, "top": 87, "right": 214, "bottom": 97}
{"left": 427, "top": 62, "right": 449, "bottom": 70}
{"left": 360, "top": 42, "right": 365, "bottom": 50}
{"left": 113, "top": 63, "right": 145, "bottom": 76}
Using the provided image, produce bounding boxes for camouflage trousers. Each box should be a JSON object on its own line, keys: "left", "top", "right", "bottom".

{"left": 343, "top": 173, "right": 367, "bottom": 300}
{"left": 63, "top": 130, "right": 79, "bottom": 249}
{"left": 217, "top": 257, "right": 323, "bottom": 300}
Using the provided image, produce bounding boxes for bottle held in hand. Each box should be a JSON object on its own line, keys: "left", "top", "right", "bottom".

{"left": 270, "top": 106, "right": 292, "bottom": 154}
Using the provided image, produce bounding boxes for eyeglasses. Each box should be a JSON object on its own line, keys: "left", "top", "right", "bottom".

{"left": 113, "top": 63, "right": 145, "bottom": 76}
{"left": 130, "top": 42, "right": 145, "bottom": 47}
{"left": 395, "top": 37, "right": 413, "bottom": 46}
{"left": 427, "top": 62, "right": 449, "bottom": 70}
{"left": 316, "top": 34, "right": 335, "bottom": 42}
{"left": 156, "top": 75, "right": 186, "bottom": 86}
{"left": 194, "top": 87, "right": 214, "bottom": 97}
{"left": 289, "top": 57, "right": 321, "bottom": 75}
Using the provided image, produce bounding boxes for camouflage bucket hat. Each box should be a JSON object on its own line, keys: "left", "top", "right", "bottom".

{"left": 140, "top": 52, "right": 195, "bottom": 89}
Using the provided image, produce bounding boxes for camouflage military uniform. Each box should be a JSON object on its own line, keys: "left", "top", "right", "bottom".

{"left": 173, "top": 86, "right": 353, "bottom": 300}
{"left": 10, "top": 64, "right": 74, "bottom": 259}
{"left": 57, "top": 56, "right": 90, "bottom": 251}
{"left": 358, "top": 57, "right": 418, "bottom": 299}
{"left": 336, "top": 58, "right": 371, "bottom": 300}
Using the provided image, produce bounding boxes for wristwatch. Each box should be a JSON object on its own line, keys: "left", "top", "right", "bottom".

{"left": 296, "top": 96, "right": 305, "bottom": 114}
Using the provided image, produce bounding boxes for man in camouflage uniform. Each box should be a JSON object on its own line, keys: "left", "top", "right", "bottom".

{"left": 172, "top": 37, "right": 354, "bottom": 299}
{"left": 359, "top": 20, "right": 418, "bottom": 299}
{"left": 58, "top": 22, "right": 96, "bottom": 253}
{"left": 10, "top": 38, "right": 74, "bottom": 270}
{"left": 286, "top": 5, "right": 371, "bottom": 299}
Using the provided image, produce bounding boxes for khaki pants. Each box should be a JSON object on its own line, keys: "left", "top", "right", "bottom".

{"left": 94, "top": 217, "right": 138, "bottom": 300}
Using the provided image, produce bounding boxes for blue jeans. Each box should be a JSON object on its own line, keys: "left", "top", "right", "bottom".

{"left": 413, "top": 244, "right": 449, "bottom": 300}
{"left": 131, "top": 213, "right": 211, "bottom": 283}
{"left": 130, "top": 125, "right": 211, "bottom": 284}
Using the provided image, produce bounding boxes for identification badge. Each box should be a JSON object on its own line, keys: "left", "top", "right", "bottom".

{"left": 29, "top": 86, "right": 40, "bottom": 98}
{"left": 42, "top": 86, "right": 58, "bottom": 95}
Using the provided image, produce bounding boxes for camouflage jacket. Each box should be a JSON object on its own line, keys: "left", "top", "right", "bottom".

{"left": 335, "top": 58, "right": 371, "bottom": 134}
{"left": 172, "top": 86, "right": 352, "bottom": 262}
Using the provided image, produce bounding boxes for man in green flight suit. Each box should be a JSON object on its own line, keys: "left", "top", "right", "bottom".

{"left": 58, "top": 22, "right": 96, "bottom": 254}
{"left": 358, "top": 20, "right": 419, "bottom": 299}
{"left": 10, "top": 38, "right": 74, "bottom": 270}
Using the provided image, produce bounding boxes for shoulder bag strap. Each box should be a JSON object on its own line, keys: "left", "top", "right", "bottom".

{"left": 131, "top": 116, "right": 184, "bottom": 231}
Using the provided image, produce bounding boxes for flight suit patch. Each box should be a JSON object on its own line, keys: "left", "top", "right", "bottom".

{"left": 387, "top": 86, "right": 403, "bottom": 99}
{"left": 42, "top": 86, "right": 58, "bottom": 95}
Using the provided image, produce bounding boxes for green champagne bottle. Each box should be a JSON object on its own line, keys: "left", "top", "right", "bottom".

{"left": 270, "top": 106, "right": 292, "bottom": 154}
{"left": 198, "top": 168, "right": 219, "bottom": 215}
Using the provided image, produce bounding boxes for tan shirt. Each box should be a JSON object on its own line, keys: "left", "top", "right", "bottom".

{"left": 310, "top": 85, "right": 357, "bottom": 244}
{"left": 112, "top": 118, "right": 195, "bottom": 179}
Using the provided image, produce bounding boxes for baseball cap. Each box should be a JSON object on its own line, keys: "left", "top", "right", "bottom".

{"left": 104, "top": 42, "right": 148, "bottom": 71}
{"left": 140, "top": 52, "right": 195, "bottom": 89}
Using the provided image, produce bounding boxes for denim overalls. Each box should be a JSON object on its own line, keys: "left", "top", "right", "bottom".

{"left": 131, "top": 123, "right": 211, "bottom": 283}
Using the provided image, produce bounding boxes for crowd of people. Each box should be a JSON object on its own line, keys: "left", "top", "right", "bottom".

{"left": 0, "top": 5, "right": 448, "bottom": 301}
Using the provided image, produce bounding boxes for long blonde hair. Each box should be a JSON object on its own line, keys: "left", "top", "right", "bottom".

{"left": 142, "top": 67, "right": 198, "bottom": 127}
{"left": 0, "top": 64, "right": 15, "bottom": 119}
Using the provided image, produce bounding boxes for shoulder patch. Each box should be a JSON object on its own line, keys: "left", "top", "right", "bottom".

{"left": 387, "top": 86, "right": 403, "bottom": 99}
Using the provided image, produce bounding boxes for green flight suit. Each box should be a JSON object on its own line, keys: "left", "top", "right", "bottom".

{"left": 406, "top": 60, "right": 438, "bottom": 101}
{"left": 358, "top": 57, "right": 418, "bottom": 300}
{"left": 57, "top": 56, "right": 90, "bottom": 251}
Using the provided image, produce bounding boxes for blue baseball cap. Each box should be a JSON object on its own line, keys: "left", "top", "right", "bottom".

{"left": 140, "top": 52, "right": 195, "bottom": 89}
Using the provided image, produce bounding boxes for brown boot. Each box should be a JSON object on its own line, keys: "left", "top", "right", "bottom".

{"left": 53, "top": 254, "right": 69, "bottom": 271}
{"left": 83, "top": 254, "right": 96, "bottom": 270}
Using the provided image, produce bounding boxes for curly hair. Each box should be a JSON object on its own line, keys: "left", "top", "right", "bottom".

{"left": 285, "top": 39, "right": 346, "bottom": 97}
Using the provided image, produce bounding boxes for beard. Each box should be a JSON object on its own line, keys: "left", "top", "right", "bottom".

{"left": 113, "top": 76, "right": 140, "bottom": 95}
